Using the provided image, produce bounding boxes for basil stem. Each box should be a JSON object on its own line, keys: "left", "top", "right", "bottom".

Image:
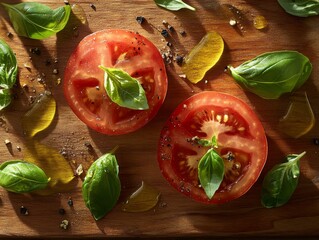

{"left": 0, "top": 39, "right": 17, "bottom": 110}
{"left": 228, "top": 51, "right": 312, "bottom": 99}
{"left": 1, "top": 3, "right": 71, "bottom": 39}
{"left": 278, "top": 0, "right": 319, "bottom": 17}
{"left": 82, "top": 152, "right": 121, "bottom": 220}
{"left": 99, "top": 66, "right": 149, "bottom": 110}
{"left": 0, "top": 160, "right": 50, "bottom": 193}
{"left": 198, "top": 148, "right": 224, "bottom": 199}
{"left": 154, "top": 0, "right": 196, "bottom": 11}
{"left": 261, "top": 152, "right": 306, "bottom": 208}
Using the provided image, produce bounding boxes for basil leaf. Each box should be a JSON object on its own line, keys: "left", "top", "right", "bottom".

{"left": 0, "top": 39, "right": 17, "bottom": 110}
{"left": 1, "top": 3, "right": 71, "bottom": 39}
{"left": 261, "top": 151, "right": 306, "bottom": 208}
{"left": 0, "top": 160, "right": 50, "bottom": 193}
{"left": 0, "top": 89, "right": 12, "bottom": 111}
{"left": 228, "top": 51, "right": 312, "bottom": 99}
{"left": 82, "top": 153, "right": 121, "bottom": 220}
{"left": 100, "top": 66, "right": 149, "bottom": 110}
{"left": 154, "top": 0, "right": 196, "bottom": 11}
{"left": 198, "top": 149, "right": 224, "bottom": 199}
{"left": 278, "top": 0, "right": 319, "bottom": 17}
{"left": 0, "top": 39, "right": 17, "bottom": 89}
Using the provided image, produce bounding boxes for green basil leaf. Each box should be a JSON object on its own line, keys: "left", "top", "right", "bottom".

{"left": 100, "top": 66, "right": 149, "bottom": 110}
{"left": 0, "top": 39, "right": 17, "bottom": 89}
{"left": 0, "top": 160, "right": 50, "bottom": 193}
{"left": 228, "top": 51, "right": 312, "bottom": 99}
{"left": 198, "top": 149, "right": 224, "bottom": 199}
{"left": 0, "top": 89, "right": 12, "bottom": 111}
{"left": 278, "top": 0, "right": 319, "bottom": 17}
{"left": 1, "top": 3, "right": 71, "bottom": 39}
{"left": 82, "top": 153, "right": 121, "bottom": 220}
{"left": 154, "top": 0, "right": 196, "bottom": 11}
{"left": 0, "top": 39, "right": 17, "bottom": 110}
{"left": 261, "top": 151, "right": 306, "bottom": 208}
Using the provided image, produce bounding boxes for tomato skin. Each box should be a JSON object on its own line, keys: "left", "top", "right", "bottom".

{"left": 63, "top": 29, "right": 167, "bottom": 135}
{"left": 158, "top": 91, "right": 268, "bottom": 204}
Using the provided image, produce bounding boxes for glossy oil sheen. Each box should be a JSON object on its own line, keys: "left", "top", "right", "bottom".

{"left": 122, "top": 181, "right": 161, "bottom": 212}
{"left": 182, "top": 31, "right": 224, "bottom": 84}
{"left": 278, "top": 92, "right": 315, "bottom": 138}
{"left": 22, "top": 92, "right": 75, "bottom": 195}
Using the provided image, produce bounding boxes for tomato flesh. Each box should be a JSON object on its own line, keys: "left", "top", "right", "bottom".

{"left": 64, "top": 29, "right": 167, "bottom": 135}
{"left": 158, "top": 91, "right": 268, "bottom": 204}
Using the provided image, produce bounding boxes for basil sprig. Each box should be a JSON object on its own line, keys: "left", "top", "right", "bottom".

{"left": 1, "top": 2, "right": 71, "bottom": 39}
{"left": 100, "top": 66, "right": 149, "bottom": 110}
{"left": 0, "top": 160, "right": 50, "bottom": 193}
{"left": 195, "top": 136, "right": 224, "bottom": 199}
{"left": 228, "top": 51, "right": 312, "bottom": 99}
{"left": 0, "top": 39, "right": 17, "bottom": 110}
{"left": 82, "top": 152, "right": 121, "bottom": 220}
{"left": 261, "top": 152, "right": 306, "bottom": 208}
{"left": 278, "top": 0, "right": 319, "bottom": 17}
{"left": 154, "top": 0, "right": 196, "bottom": 11}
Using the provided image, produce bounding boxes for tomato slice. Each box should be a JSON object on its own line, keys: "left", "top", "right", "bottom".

{"left": 158, "top": 91, "right": 268, "bottom": 204}
{"left": 63, "top": 29, "right": 168, "bottom": 135}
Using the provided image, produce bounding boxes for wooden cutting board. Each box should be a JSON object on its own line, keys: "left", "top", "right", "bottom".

{"left": 0, "top": 0, "right": 319, "bottom": 238}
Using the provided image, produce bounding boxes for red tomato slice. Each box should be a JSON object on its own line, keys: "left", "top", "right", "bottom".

{"left": 64, "top": 29, "right": 167, "bottom": 135}
{"left": 158, "top": 91, "right": 268, "bottom": 204}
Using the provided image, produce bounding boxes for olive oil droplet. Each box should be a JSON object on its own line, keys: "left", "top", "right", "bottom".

{"left": 182, "top": 31, "right": 224, "bottom": 84}
{"left": 278, "top": 92, "right": 315, "bottom": 138}
{"left": 24, "top": 141, "right": 76, "bottom": 195}
{"left": 22, "top": 91, "right": 56, "bottom": 138}
{"left": 253, "top": 15, "right": 268, "bottom": 30}
{"left": 71, "top": 4, "right": 87, "bottom": 25}
{"left": 122, "top": 181, "right": 160, "bottom": 212}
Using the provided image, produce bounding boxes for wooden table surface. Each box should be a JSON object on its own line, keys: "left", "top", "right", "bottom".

{"left": 0, "top": 0, "right": 319, "bottom": 238}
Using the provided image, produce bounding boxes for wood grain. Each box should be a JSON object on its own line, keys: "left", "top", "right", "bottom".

{"left": 0, "top": 0, "right": 319, "bottom": 238}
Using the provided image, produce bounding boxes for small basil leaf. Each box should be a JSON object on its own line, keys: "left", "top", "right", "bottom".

{"left": 0, "top": 160, "right": 50, "bottom": 193}
{"left": 82, "top": 153, "right": 121, "bottom": 220}
{"left": 0, "top": 39, "right": 17, "bottom": 89}
{"left": 1, "top": 3, "right": 71, "bottom": 39}
{"left": 211, "top": 136, "right": 218, "bottom": 148}
{"left": 228, "top": 51, "right": 312, "bottom": 99}
{"left": 191, "top": 136, "right": 212, "bottom": 147}
{"left": 278, "top": 0, "right": 319, "bottom": 17}
{"left": 0, "top": 89, "right": 12, "bottom": 111}
{"left": 261, "top": 152, "right": 306, "bottom": 208}
{"left": 100, "top": 66, "right": 149, "bottom": 110}
{"left": 198, "top": 149, "right": 224, "bottom": 199}
{"left": 154, "top": 0, "right": 196, "bottom": 11}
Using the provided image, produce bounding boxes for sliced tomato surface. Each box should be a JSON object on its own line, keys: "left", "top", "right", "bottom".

{"left": 64, "top": 29, "right": 167, "bottom": 135}
{"left": 158, "top": 91, "right": 268, "bottom": 204}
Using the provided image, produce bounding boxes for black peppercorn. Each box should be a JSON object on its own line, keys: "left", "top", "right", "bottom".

{"left": 29, "top": 47, "right": 41, "bottom": 55}
{"left": 67, "top": 198, "right": 73, "bottom": 207}
{"left": 168, "top": 25, "right": 175, "bottom": 32}
{"left": 59, "top": 208, "right": 66, "bottom": 215}
{"left": 136, "top": 16, "right": 145, "bottom": 24}
{"left": 175, "top": 55, "right": 184, "bottom": 65}
{"left": 20, "top": 206, "right": 29, "bottom": 215}
{"left": 90, "top": 4, "right": 96, "bottom": 11}
{"left": 161, "top": 29, "right": 169, "bottom": 38}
